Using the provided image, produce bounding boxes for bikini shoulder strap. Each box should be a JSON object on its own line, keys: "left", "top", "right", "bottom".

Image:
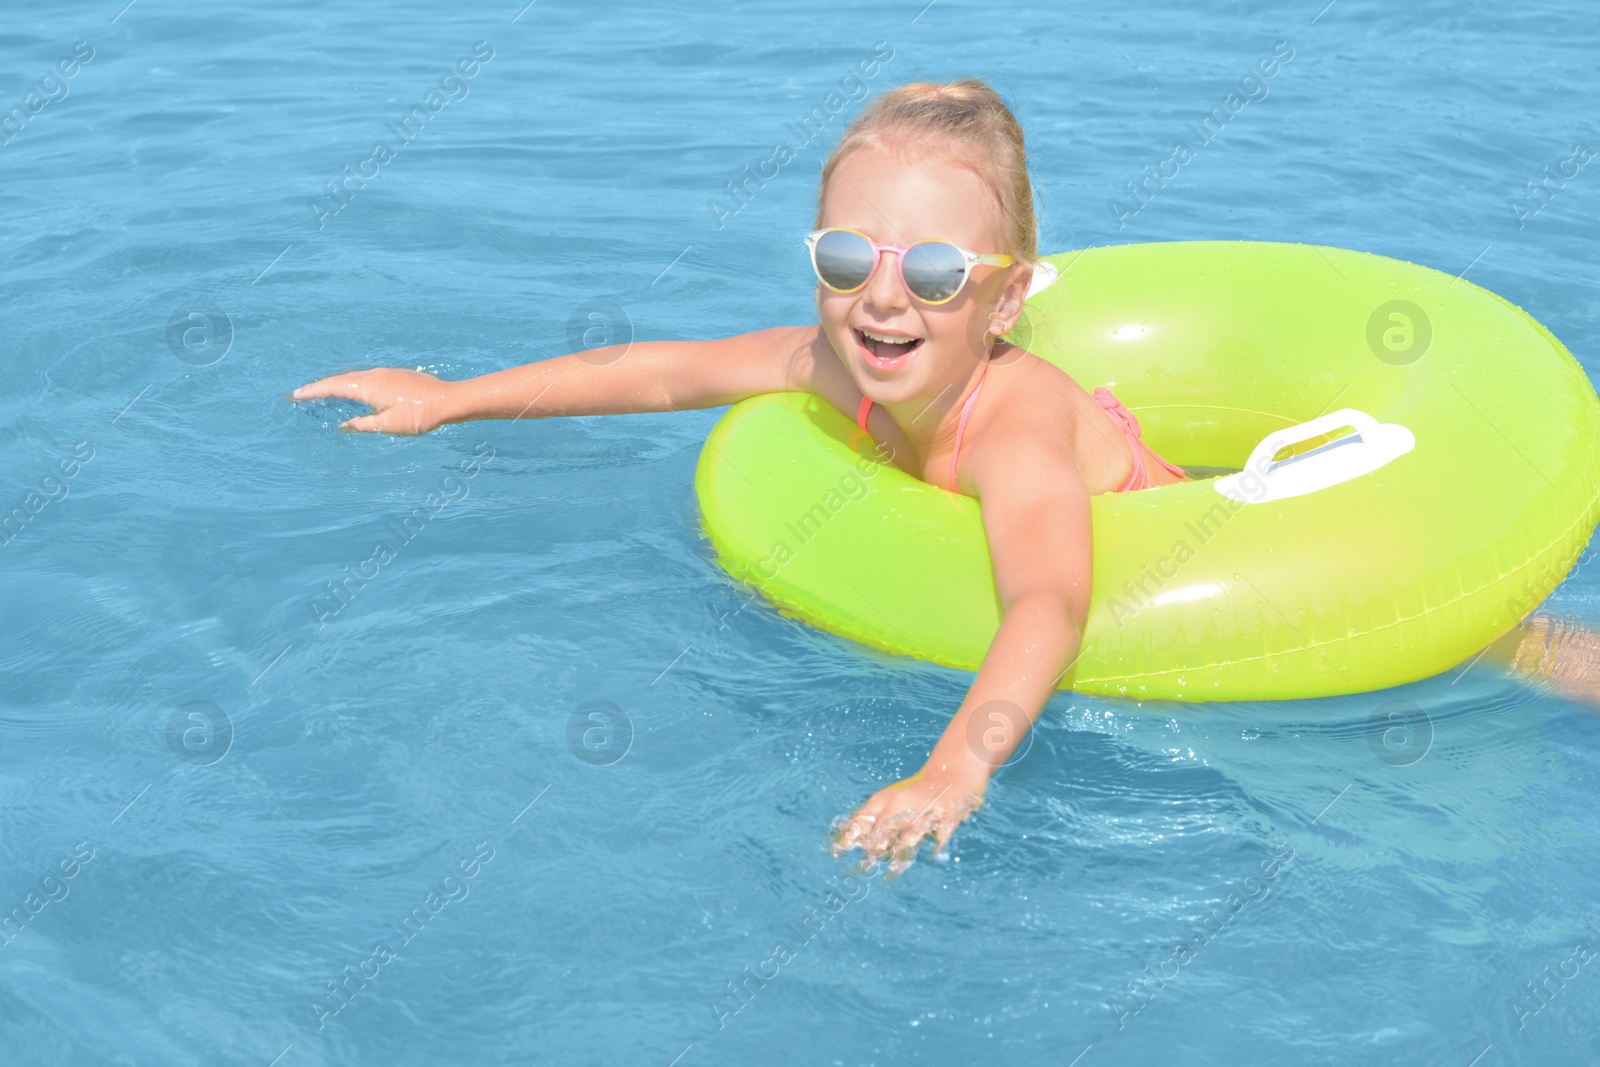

{"left": 949, "top": 373, "right": 987, "bottom": 490}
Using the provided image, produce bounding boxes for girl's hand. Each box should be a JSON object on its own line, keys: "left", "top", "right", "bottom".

{"left": 291, "top": 368, "right": 457, "bottom": 435}
{"left": 832, "top": 766, "right": 987, "bottom": 874}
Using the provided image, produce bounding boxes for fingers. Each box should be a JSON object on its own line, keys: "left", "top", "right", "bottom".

{"left": 849, "top": 808, "right": 928, "bottom": 874}
{"left": 834, "top": 791, "right": 910, "bottom": 857}
{"left": 834, "top": 780, "right": 980, "bottom": 875}
{"left": 293, "top": 371, "right": 408, "bottom": 434}
{"left": 292, "top": 372, "right": 371, "bottom": 403}
{"left": 887, "top": 825, "right": 926, "bottom": 875}
{"left": 832, "top": 794, "right": 884, "bottom": 854}
{"left": 832, "top": 799, "right": 886, "bottom": 856}
{"left": 931, "top": 791, "right": 980, "bottom": 859}
{"left": 836, "top": 815, "right": 897, "bottom": 870}
{"left": 841, "top": 800, "right": 972, "bottom": 874}
{"left": 892, "top": 808, "right": 948, "bottom": 873}
{"left": 831, "top": 812, "right": 869, "bottom": 856}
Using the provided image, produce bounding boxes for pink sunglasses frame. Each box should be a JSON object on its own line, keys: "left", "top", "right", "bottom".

{"left": 804, "top": 226, "right": 1015, "bottom": 305}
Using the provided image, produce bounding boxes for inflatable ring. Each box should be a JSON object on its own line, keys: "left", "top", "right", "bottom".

{"left": 694, "top": 241, "right": 1600, "bottom": 700}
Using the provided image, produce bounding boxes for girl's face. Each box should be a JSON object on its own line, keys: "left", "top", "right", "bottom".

{"left": 814, "top": 140, "right": 1030, "bottom": 407}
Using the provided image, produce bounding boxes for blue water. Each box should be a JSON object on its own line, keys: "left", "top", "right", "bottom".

{"left": 3, "top": 1, "right": 1600, "bottom": 1064}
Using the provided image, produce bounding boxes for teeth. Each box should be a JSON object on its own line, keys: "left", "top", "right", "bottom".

{"left": 860, "top": 328, "right": 918, "bottom": 344}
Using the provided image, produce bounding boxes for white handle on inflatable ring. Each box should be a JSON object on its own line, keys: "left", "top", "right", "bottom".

{"left": 1025, "top": 261, "right": 1059, "bottom": 298}
{"left": 1213, "top": 407, "right": 1415, "bottom": 504}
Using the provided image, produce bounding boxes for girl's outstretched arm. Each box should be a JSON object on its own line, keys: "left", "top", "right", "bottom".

{"left": 290, "top": 326, "right": 822, "bottom": 433}
{"left": 832, "top": 433, "right": 1093, "bottom": 873}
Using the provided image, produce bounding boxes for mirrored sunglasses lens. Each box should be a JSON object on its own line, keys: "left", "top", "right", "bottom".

{"left": 902, "top": 242, "right": 968, "bottom": 302}
{"left": 813, "top": 230, "right": 875, "bottom": 291}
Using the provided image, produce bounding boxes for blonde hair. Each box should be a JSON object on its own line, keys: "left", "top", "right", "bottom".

{"left": 814, "top": 78, "right": 1037, "bottom": 264}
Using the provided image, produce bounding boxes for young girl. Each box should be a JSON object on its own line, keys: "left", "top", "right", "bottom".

{"left": 294, "top": 79, "right": 1600, "bottom": 874}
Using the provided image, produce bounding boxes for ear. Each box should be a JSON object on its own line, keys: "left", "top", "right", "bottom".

{"left": 986, "top": 263, "right": 1034, "bottom": 337}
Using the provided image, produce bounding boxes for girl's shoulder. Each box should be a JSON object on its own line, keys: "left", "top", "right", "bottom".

{"left": 966, "top": 348, "right": 1125, "bottom": 490}
{"left": 981, "top": 347, "right": 1096, "bottom": 442}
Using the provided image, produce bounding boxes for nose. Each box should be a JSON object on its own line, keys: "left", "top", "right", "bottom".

{"left": 862, "top": 247, "right": 911, "bottom": 313}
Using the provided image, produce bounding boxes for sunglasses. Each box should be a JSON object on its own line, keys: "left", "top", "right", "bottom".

{"left": 804, "top": 226, "right": 1015, "bottom": 305}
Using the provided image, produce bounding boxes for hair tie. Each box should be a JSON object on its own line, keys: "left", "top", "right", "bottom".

{"left": 934, "top": 83, "right": 944, "bottom": 101}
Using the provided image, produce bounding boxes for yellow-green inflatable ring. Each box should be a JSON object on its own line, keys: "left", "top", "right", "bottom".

{"left": 694, "top": 241, "right": 1600, "bottom": 700}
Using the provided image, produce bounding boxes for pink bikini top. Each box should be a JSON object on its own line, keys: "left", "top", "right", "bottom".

{"left": 855, "top": 381, "right": 1184, "bottom": 493}
{"left": 1092, "top": 387, "right": 1187, "bottom": 492}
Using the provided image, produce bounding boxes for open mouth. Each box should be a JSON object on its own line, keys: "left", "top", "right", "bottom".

{"left": 854, "top": 327, "right": 924, "bottom": 370}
